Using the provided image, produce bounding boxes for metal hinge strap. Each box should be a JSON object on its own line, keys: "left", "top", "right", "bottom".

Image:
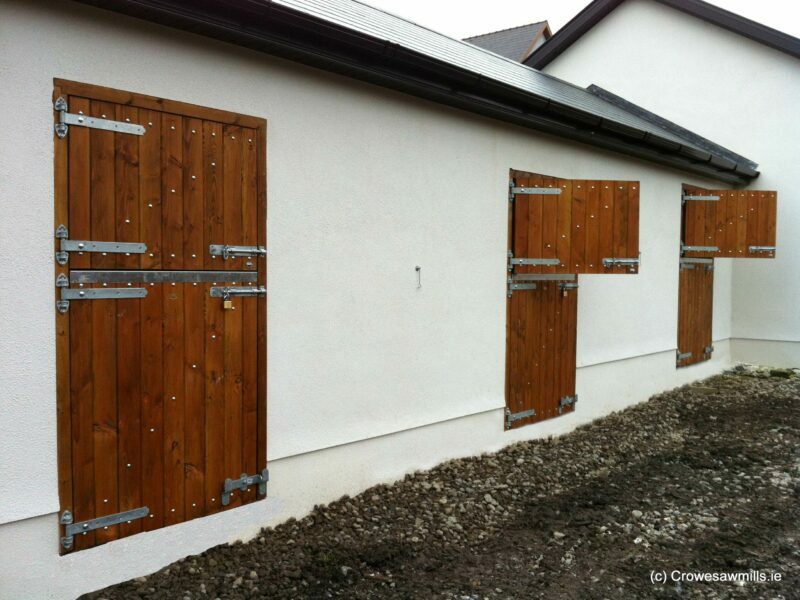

{"left": 511, "top": 187, "right": 562, "bottom": 195}
{"left": 209, "top": 244, "right": 267, "bottom": 259}
{"left": 677, "top": 350, "right": 693, "bottom": 361}
{"left": 54, "top": 97, "right": 146, "bottom": 139}
{"left": 682, "top": 244, "right": 719, "bottom": 254}
{"left": 509, "top": 257, "right": 561, "bottom": 267}
{"left": 56, "top": 273, "right": 148, "bottom": 313}
{"left": 60, "top": 507, "right": 149, "bottom": 549}
{"left": 222, "top": 469, "right": 269, "bottom": 505}
{"left": 54, "top": 225, "right": 146, "bottom": 265}
{"left": 748, "top": 245, "right": 775, "bottom": 254}
{"left": 512, "top": 274, "right": 576, "bottom": 282}
{"left": 558, "top": 394, "right": 578, "bottom": 414}
{"left": 683, "top": 195, "right": 720, "bottom": 202}
{"left": 505, "top": 407, "right": 536, "bottom": 429}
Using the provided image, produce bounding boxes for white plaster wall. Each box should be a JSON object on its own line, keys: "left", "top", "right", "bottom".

{"left": 543, "top": 0, "right": 800, "bottom": 367}
{"left": 0, "top": 1, "right": 736, "bottom": 596}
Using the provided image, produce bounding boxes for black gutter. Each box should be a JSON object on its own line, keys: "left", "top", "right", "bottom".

{"left": 74, "top": 0, "right": 756, "bottom": 184}
{"left": 526, "top": 0, "right": 800, "bottom": 70}
{"left": 587, "top": 85, "right": 759, "bottom": 176}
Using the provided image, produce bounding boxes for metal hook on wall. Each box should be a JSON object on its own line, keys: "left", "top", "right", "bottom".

{"left": 415, "top": 265, "right": 421, "bottom": 289}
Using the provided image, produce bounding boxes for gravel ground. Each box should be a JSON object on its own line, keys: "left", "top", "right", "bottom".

{"left": 87, "top": 365, "right": 800, "bottom": 600}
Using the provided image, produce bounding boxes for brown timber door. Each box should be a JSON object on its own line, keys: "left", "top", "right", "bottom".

{"left": 54, "top": 81, "right": 267, "bottom": 553}
{"left": 505, "top": 171, "right": 640, "bottom": 429}
{"left": 676, "top": 259, "right": 714, "bottom": 367}
{"left": 677, "top": 185, "right": 777, "bottom": 368}
{"left": 506, "top": 276, "right": 578, "bottom": 429}
{"left": 682, "top": 186, "right": 777, "bottom": 258}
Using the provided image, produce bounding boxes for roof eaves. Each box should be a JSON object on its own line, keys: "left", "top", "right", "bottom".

{"left": 587, "top": 84, "right": 759, "bottom": 175}
{"left": 71, "top": 0, "right": 757, "bottom": 184}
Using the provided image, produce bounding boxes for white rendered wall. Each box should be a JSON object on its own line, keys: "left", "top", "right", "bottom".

{"left": 543, "top": 0, "right": 800, "bottom": 367}
{"left": 0, "top": 1, "right": 734, "bottom": 597}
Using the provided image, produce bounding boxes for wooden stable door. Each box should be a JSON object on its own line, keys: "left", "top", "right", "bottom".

{"left": 509, "top": 170, "right": 640, "bottom": 275}
{"left": 505, "top": 171, "right": 640, "bottom": 429}
{"left": 54, "top": 81, "right": 266, "bottom": 553}
{"left": 682, "top": 186, "right": 777, "bottom": 258}
{"left": 676, "top": 259, "right": 714, "bottom": 367}
{"left": 506, "top": 278, "right": 578, "bottom": 429}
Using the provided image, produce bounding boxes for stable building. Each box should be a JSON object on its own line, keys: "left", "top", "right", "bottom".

{"left": 0, "top": 0, "right": 789, "bottom": 597}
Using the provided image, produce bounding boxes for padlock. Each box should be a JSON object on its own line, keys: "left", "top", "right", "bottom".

{"left": 224, "top": 299, "right": 233, "bottom": 310}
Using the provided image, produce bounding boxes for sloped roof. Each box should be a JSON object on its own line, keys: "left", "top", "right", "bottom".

{"left": 526, "top": 0, "right": 800, "bottom": 69}
{"left": 74, "top": 0, "right": 759, "bottom": 183}
{"left": 464, "top": 21, "right": 551, "bottom": 62}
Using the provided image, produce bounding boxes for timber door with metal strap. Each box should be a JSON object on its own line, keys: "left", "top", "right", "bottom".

{"left": 677, "top": 185, "right": 777, "bottom": 367}
{"left": 676, "top": 258, "right": 714, "bottom": 368}
{"left": 681, "top": 186, "right": 777, "bottom": 258}
{"left": 505, "top": 171, "right": 640, "bottom": 429}
{"left": 53, "top": 80, "right": 267, "bottom": 552}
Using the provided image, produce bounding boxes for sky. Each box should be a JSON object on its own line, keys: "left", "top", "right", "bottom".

{"left": 361, "top": 0, "right": 800, "bottom": 40}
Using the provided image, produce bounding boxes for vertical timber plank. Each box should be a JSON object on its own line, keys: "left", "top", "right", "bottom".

{"left": 570, "top": 180, "right": 586, "bottom": 273}
{"left": 184, "top": 281, "right": 206, "bottom": 519}
{"left": 205, "top": 282, "right": 225, "bottom": 513}
{"left": 163, "top": 282, "right": 186, "bottom": 525}
{"left": 527, "top": 176, "right": 543, "bottom": 275}
{"left": 242, "top": 129, "right": 258, "bottom": 272}
{"left": 223, "top": 291, "right": 244, "bottom": 509}
{"left": 162, "top": 114, "right": 184, "bottom": 269}
{"left": 598, "top": 181, "right": 614, "bottom": 272}
{"left": 92, "top": 291, "right": 118, "bottom": 544}
{"left": 204, "top": 122, "right": 224, "bottom": 270}
{"left": 765, "top": 191, "right": 777, "bottom": 252}
{"left": 89, "top": 101, "right": 116, "bottom": 270}
{"left": 140, "top": 110, "right": 162, "bottom": 269}
{"left": 117, "top": 289, "right": 142, "bottom": 538}
{"left": 612, "top": 181, "right": 629, "bottom": 273}
{"left": 627, "top": 183, "right": 640, "bottom": 267}
{"left": 256, "top": 120, "right": 268, "bottom": 476}
{"left": 241, "top": 128, "right": 259, "bottom": 502}
{"left": 735, "top": 190, "right": 747, "bottom": 257}
{"left": 555, "top": 179, "right": 572, "bottom": 274}
{"left": 585, "top": 181, "right": 600, "bottom": 273}
{"left": 241, "top": 294, "right": 258, "bottom": 504}
{"left": 724, "top": 190, "right": 737, "bottom": 257}
{"left": 223, "top": 125, "right": 244, "bottom": 271}
{"left": 141, "top": 282, "right": 164, "bottom": 531}
{"left": 704, "top": 193, "right": 717, "bottom": 256}
{"left": 541, "top": 176, "right": 558, "bottom": 274}
{"left": 55, "top": 83, "right": 74, "bottom": 553}
{"left": 184, "top": 118, "right": 205, "bottom": 270}
{"left": 68, "top": 95, "right": 93, "bottom": 550}
{"left": 116, "top": 105, "right": 140, "bottom": 269}
{"left": 70, "top": 295, "right": 94, "bottom": 550}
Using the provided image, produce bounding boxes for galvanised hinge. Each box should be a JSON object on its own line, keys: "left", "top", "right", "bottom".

{"left": 558, "top": 394, "right": 577, "bottom": 414}
{"left": 508, "top": 181, "right": 562, "bottom": 202}
{"left": 682, "top": 194, "right": 720, "bottom": 204}
{"left": 60, "top": 507, "right": 149, "bottom": 549}
{"left": 222, "top": 468, "right": 269, "bottom": 506}
{"left": 676, "top": 350, "right": 693, "bottom": 365}
{"left": 505, "top": 407, "right": 535, "bottom": 430}
{"left": 54, "top": 96, "right": 146, "bottom": 139}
